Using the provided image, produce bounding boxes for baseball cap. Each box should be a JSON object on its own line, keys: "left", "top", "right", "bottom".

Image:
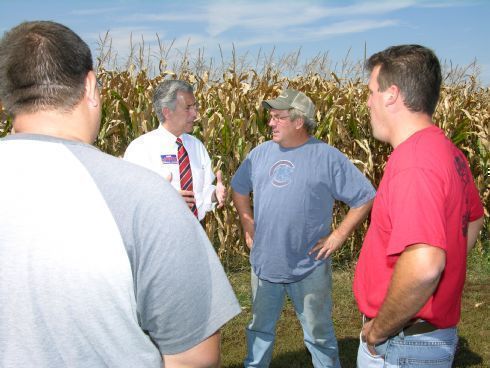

{"left": 262, "top": 89, "right": 315, "bottom": 119}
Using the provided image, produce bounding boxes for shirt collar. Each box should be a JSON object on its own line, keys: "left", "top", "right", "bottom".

{"left": 158, "top": 124, "right": 185, "bottom": 142}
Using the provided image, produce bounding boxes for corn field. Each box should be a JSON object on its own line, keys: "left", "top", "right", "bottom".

{"left": 1, "top": 50, "right": 488, "bottom": 270}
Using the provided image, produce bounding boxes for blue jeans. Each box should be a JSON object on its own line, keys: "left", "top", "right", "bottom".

{"left": 357, "top": 326, "right": 458, "bottom": 367}
{"left": 244, "top": 261, "right": 341, "bottom": 368}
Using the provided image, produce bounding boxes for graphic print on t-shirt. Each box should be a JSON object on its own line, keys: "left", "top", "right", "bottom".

{"left": 269, "top": 160, "right": 294, "bottom": 187}
{"left": 454, "top": 151, "right": 471, "bottom": 236}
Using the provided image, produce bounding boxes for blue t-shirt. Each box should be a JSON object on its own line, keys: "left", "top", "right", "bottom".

{"left": 231, "top": 137, "right": 375, "bottom": 283}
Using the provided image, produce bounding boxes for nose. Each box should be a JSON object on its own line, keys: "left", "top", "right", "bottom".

{"left": 190, "top": 106, "right": 198, "bottom": 119}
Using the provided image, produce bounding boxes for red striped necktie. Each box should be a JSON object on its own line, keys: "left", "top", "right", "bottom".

{"left": 176, "top": 137, "right": 198, "bottom": 218}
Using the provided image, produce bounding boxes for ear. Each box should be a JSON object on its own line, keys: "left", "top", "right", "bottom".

{"left": 294, "top": 117, "right": 305, "bottom": 131}
{"left": 384, "top": 85, "right": 400, "bottom": 107}
{"left": 85, "top": 70, "right": 99, "bottom": 108}
{"left": 162, "top": 106, "right": 172, "bottom": 121}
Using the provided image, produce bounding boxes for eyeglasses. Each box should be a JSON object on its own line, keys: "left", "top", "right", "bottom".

{"left": 269, "top": 114, "right": 290, "bottom": 123}
{"left": 184, "top": 103, "right": 200, "bottom": 112}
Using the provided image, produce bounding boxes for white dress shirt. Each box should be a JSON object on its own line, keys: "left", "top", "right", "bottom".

{"left": 124, "top": 125, "right": 216, "bottom": 220}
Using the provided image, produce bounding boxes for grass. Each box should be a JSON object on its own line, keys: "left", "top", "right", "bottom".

{"left": 221, "top": 255, "right": 490, "bottom": 367}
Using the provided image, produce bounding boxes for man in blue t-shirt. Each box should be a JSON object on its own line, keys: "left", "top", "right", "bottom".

{"left": 231, "top": 89, "right": 375, "bottom": 368}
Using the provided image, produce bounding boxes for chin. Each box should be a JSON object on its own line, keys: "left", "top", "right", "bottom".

{"left": 185, "top": 124, "right": 194, "bottom": 133}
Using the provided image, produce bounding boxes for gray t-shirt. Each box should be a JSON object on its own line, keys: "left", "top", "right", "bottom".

{"left": 232, "top": 137, "right": 375, "bottom": 283}
{"left": 0, "top": 134, "right": 240, "bottom": 367}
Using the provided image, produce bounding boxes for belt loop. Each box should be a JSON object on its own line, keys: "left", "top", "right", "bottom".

{"left": 399, "top": 328, "right": 405, "bottom": 339}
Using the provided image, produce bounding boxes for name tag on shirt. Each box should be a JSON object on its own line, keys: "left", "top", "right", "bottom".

{"left": 161, "top": 154, "right": 178, "bottom": 164}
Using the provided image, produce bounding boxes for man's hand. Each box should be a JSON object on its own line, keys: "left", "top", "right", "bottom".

{"left": 308, "top": 230, "right": 345, "bottom": 260}
{"left": 361, "top": 319, "right": 386, "bottom": 356}
{"left": 308, "top": 200, "right": 373, "bottom": 260}
{"left": 214, "top": 170, "right": 227, "bottom": 208}
{"left": 180, "top": 190, "right": 196, "bottom": 209}
{"left": 244, "top": 230, "right": 254, "bottom": 249}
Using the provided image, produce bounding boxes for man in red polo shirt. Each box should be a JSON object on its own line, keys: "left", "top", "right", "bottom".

{"left": 353, "top": 45, "right": 484, "bottom": 367}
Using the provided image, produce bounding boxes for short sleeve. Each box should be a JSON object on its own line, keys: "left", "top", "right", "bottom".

{"left": 326, "top": 149, "right": 376, "bottom": 208}
{"left": 231, "top": 155, "right": 253, "bottom": 195}
{"left": 387, "top": 168, "right": 446, "bottom": 256}
{"left": 468, "top": 179, "right": 485, "bottom": 221}
{"left": 134, "top": 181, "right": 240, "bottom": 354}
{"left": 195, "top": 143, "right": 217, "bottom": 219}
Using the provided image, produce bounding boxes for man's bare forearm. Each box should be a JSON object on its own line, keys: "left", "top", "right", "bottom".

{"left": 232, "top": 190, "right": 254, "bottom": 248}
{"left": 364, "top": 244, "right": 446, "bottom": 345}
{"left": 162, "top": 330, "right": 221, "bottom": 368}
{"left": 310, "top": 199, "right": 373, "bottom": 259}
{"left": 467, "top": 217, "right": 484, "bottom": 252}
{"left": 334, "top": 199, "right": 373, "bottom": 241}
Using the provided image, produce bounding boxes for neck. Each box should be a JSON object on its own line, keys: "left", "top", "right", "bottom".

{"left": 161, "top": 123, "right": 183, "bottom": 138}
{"left": 13, "top": 109, "right": 94, "bottom": 144}
{"left": 280, "top": 132, "right": 310, "bottom": 148}
{"left": 390, "top": 112, "right": 433, "bottom": 148}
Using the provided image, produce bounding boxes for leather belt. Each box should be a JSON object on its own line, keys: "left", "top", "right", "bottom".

{"left": 363, "top": 316, "right": 438, "bottom": 336}
{"left": 403, "top": 320, "right": 438, "bottom": 336}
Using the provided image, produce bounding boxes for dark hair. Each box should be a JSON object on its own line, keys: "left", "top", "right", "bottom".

{"left": 0, "top": 21, "right": 93, "bottom": 116}
{"left": 365, "top": 44, "right": 442, "bottom": 115}
{"left": 153, "top": 80, "right": 194, "bottom": 123}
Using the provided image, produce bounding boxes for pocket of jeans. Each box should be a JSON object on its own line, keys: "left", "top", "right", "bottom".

{"left": 360, "top": 332, "right": 384, "bottom": 359}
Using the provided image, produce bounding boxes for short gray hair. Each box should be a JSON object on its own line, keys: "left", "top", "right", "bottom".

{"left": 153, "top": 80, "right": 194, "bottom": 123}
{"left": 289, "top": 108, "right": 317, "bottom": 134}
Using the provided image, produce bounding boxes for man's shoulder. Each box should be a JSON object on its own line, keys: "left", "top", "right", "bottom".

{"left": 76, "top": 144, "right": 175, "bottom": 197}
{"left": 129, "top": 127, "right": 162, "bottom": 144}
{"left": 124, "top": 127, "right": 171, "bottom": 157}
{"left": 182, "top": 133, "right": 205, "bottom": 146}
{"left": 306, "top": 137, "right": 331, "bottom": 149}
{"left": 392, "top": 125, "right": 454, "bottom": 169}
{"left": 250, "top": 140, "right": 275, "bottom": 153}
{"left": 248, "top": 139, "right": 336, "bottom": 158}
{"left": 304, "top": 138, "right": 344, "bottom": 157}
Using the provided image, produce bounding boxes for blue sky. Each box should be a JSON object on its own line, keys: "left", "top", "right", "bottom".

{"left": 1, "top": 0, "right": 489, "bottom": 85}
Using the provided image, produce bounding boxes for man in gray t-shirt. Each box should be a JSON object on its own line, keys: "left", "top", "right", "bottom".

{"left": 0, "top": 21, "right": 240, "bottom": 367}
{"left": 232, "top": 89, "right": 375, "bottom": 367}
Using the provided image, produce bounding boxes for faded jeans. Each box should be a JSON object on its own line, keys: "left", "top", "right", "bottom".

{"left": 244, "top": 261, "right": 341, "bottom": 368}
{"left": 357, "top": 326, "right": 458, "bottom": 367}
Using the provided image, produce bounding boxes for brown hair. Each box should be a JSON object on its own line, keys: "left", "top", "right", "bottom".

{"left": 0, "top": 21, "right": 93, "bottom": 116}
{"left": 366, "top": 44, "right": 442, "bottom": 115}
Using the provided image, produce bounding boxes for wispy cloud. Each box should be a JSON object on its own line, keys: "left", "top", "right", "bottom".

{"left": 203, "top": 1, "right": 414, "bottom": 36}
{"left": 71, "top": 7, "right": 128, "bottom": 16}
{"left": 78, "top": 1, "right": 413, "bottom": 61}
{"left": 84, "top": 27, "right": 164, "bottom": 56}
{"left": 117, "top": 11, "right": 204, "bottom": 23}
{"left": 97, "top": 1, "right": 415, "bottom": 39}
{"left": 225, "top": 18, "right": 398, "bottom": 49}
{"left": 64, "top": 0, "right": 486, "bottom": 83}
{"left": 307, "top": 19, "right": 399, "bottom": 38}
{"left": 416, "top": 0, "right": 480, "bottom": 9}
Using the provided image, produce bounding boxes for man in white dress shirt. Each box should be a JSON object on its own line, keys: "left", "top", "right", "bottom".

{"left": 124, "top": 80, "right": 225, "bottom": 221}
